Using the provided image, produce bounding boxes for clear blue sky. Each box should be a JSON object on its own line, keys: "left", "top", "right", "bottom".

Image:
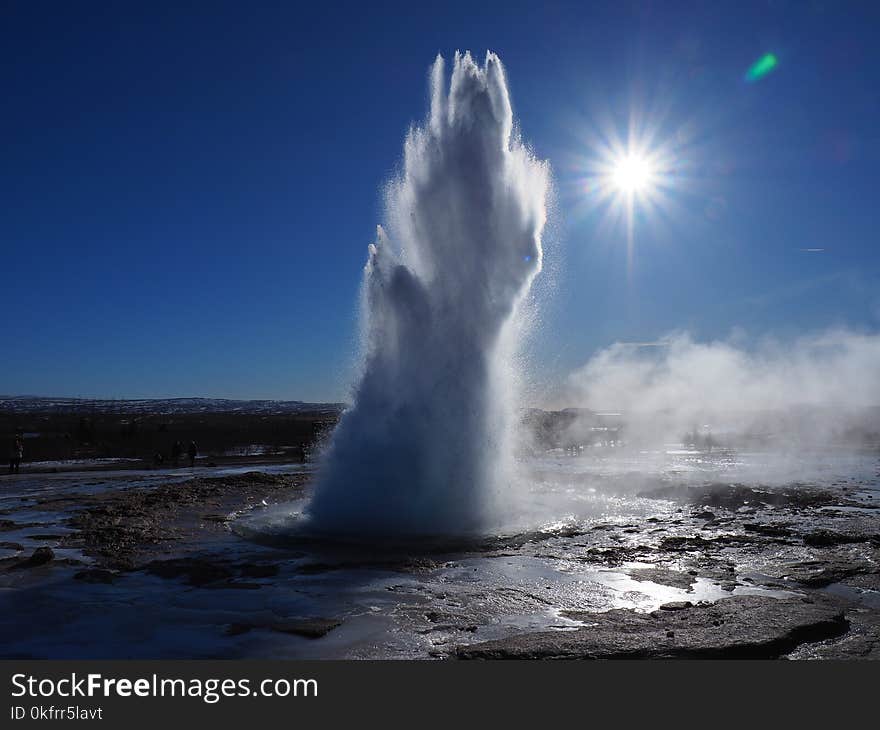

{"left": 2, "top": 1, "right": 878, "bottom": 401}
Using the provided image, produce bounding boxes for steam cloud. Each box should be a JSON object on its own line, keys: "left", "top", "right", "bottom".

{"left": 567, "top": 329, "right": 880, "bottom": 446}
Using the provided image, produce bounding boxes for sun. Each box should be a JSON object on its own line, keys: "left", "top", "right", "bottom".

{"left": 611, "top": 152, "right": 655, "bottom": 195}
{"left": 572, "top": 133, "right": 676, "bottom": 277}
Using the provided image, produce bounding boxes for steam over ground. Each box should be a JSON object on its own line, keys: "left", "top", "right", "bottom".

{"left": 566, "top": 329, "right": 880, "bottom": 447}
{"left": 306, "top": 52, "right": 549, "bottom": 536}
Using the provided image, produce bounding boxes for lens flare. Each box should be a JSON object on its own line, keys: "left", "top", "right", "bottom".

{"left": 745, "top": 53, "right": 778, "bottom": 82}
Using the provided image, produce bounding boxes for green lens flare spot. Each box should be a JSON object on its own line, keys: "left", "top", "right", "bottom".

{"left": 745, "top": 53, "right": 778, "bottom": 82}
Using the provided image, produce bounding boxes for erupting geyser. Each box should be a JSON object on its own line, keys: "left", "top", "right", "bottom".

{"left": 306, "top": 51, "right": 550, "bottom": 537}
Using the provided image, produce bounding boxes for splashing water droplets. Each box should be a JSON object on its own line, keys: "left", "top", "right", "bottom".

{"left": 305, "top": 52, "right": 550, "bottom": 538}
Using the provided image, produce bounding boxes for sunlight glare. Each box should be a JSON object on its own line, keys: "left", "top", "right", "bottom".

{"left": 611, "top": 153, "right": 654, "bottom": 194}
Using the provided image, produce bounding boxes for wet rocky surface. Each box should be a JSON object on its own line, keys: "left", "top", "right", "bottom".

{"left": 0, "top": 451, "right": 878, "bottom": 659}
{"left": 456, "top": 595, "right": 849, "bottom": 659}
{"left": 59, "top": 471, "right": 307, "bottom": 570}
{"left": 438, "top": 476, "right": 878, "bottom": 660}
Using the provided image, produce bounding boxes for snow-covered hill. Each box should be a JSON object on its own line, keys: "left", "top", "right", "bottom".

{"left": 0, "top": 396, "right": 346, "bottom": 415}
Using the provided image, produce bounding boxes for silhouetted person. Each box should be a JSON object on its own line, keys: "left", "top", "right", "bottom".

{"left": 187, "top": 441, "right": 197, "bottom": 467}
{"left": 171, "top": 440, "right": 182, "bottom": 467}
{"left": 9, "top": 434, "right": 24, "bottom": 474}
{"left": 153, "top": 451, "right": 164, "bottom": 467}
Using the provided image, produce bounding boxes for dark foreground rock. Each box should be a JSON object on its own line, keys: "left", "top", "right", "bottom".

{"left": 73, "top": 568, "right": 118, "bottom": 584}
{"left": 640, "top": 483, "right": 850, "bottom": 510}
{"left": 144, "top": 558, "right": 235, "bottom": 586}
{"left": 456, "top": 595, "right": 848, "bottom": 659}
{"left": 788, "top": 606, "right": 880, "bottom": 659}
{"left": 225, "top": 617, "right": 342, "bottom": 639}
{"left": 628, "top": 567, "right": 695, "bottom": 590}
{"left": 141, "top": 557, "right": 282, "bottom": 588}
{"left": 6, "top": 546, "right": 55, "bottom": 571}
{"left": 764, "top": 546, "right": 880, "bottom": 587}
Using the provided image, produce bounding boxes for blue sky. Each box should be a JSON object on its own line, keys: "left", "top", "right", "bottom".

{"left": 2, "top": 1, "right": 878, "bottom": 402}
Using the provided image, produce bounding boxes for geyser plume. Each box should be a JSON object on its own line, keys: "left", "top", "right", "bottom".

{"left": 306, "top": 52, "right": 550, "bottom": 536}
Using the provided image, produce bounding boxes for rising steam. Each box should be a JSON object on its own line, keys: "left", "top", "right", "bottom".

{"left": 566, "top": 329, "right": 880, "bottom": 446}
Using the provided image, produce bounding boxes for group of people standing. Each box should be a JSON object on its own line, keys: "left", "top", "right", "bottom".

{"left": 7, "top": 434, "right": 200, "bottom": 474}
{"left": 165, "top": 440, "right": 198, "bottom": 468}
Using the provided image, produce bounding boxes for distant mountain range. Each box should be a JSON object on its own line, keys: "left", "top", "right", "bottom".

{"left": 0, "top": 396, "right": 346, "bottom": 415}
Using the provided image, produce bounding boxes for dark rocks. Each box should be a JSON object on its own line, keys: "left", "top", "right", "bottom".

{"left": 226, "top": 617, "right": 342, "bottom": 639}
{"left": 456, "top": 595, "right": 848, "bottom": 659}
{"left": 743, "top": 522, "right": 793, "bottom": 538}
{"left": 803, "top": 530, "right": 872, "bottom": 548}
{"left": 24, "top": 546, "right": 53, "bottom": 567}
{"left": 0, "top": 520, "right": 41, "bottom": 532}
{"left": 420, "top": 610, "right": 480, "bottom": 634}
{"left": 296, "top": 562, "right": 341, "bottom": 575}
{"left": 74, "top": 568, "right": 118, "bottom": 584}
{"left": 237, "top": 563, "right": 279, "bottom": 579}
{"left": 629, "top": 568, "right": 695, "bottom": 591}
{"left": 642, "top": 483, "right": 840, "bottom": 510}
{"left": 272, "top": 618, "right": 343, "bottom": 638}
{"left": 30, "top": 546, "right": 55, "bottom": 564}
{"left": 659, "top": 536, "right": 716, "bottom": 551}
{"left": 658, "top": 601, "right": 694, "bottom": 611}
{"left": 144, "top": 558, "right": 282, "bottom": 587}
{"left": 203, "top": 581, "right": 262, "bottom": 590}
{"left": 5, "top": 546, "right": 55, "bottom": 571}
{"left": 582, "top": 546, "right": 643, "bottom": 566}
{"left": 787, "top": 606, "right": 880, "bottom": 660}
{"left": 782, "top": 564, "right": 864, "bottom": 588}
{"left": 144, "top": 558, "right": 234, "bottom": 586}
{"left": 660, "top": 533, "right": 760, "bottom": 552}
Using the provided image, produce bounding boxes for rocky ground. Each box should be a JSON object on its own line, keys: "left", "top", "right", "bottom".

{"left": 457, "top": 595, "right": 851, "bottom": 659}
{"left": 1, "top": 465, "right": 878, "bottom": 658}
{"left": 1, "top": 471, "right": 306, "bottom": 580}
{"left": 456, "top": 481, "right": 880, "bottom": 659}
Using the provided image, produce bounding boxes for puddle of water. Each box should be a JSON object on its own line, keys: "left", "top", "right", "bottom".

{"left": 822, "top": 581, "right": 880, "bottom": 609}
